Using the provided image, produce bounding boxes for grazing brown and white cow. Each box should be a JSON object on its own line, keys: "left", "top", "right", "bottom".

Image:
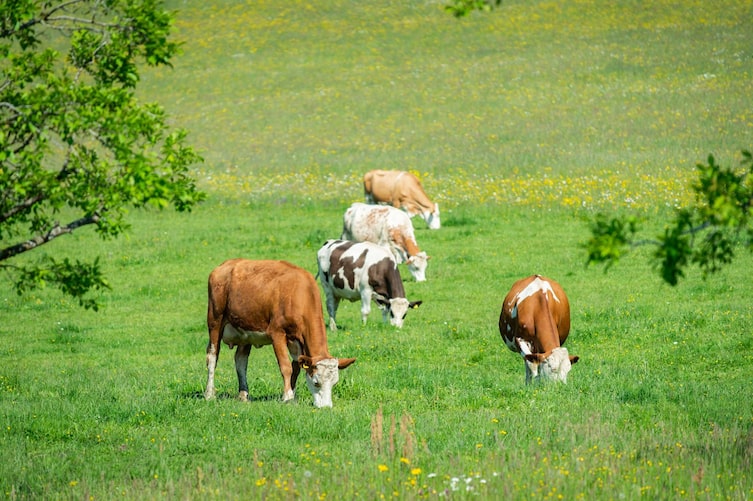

{"left": 341, "top": 202, "right": 430, "bottom": 282}
{"left": 205, "top": 259, "right": 356, "bottom": 408}
{"left": 498, "top": 275, "right": 579, "bottom": 384}
{"left": 317, "top": 239, "right": 422, "bottom": 330}
{"left": 363, "top": 169, "right": 441, "bottom": 229}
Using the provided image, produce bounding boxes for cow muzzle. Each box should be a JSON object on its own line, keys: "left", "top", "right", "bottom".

{"left": 538, "top": 347, "right": 573, "bottom": 383}
{"left": 305, "top": 358, "right": 340, "bottom": 408}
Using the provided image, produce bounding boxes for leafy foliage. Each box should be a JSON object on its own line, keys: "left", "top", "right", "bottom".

{"left": 0, "top": 0, "right": 204, "bottom": 308}
{"left": 445, "top": 0, "right": 502, "bottom": 18}
{"left": 584, "top": 149, "right": 753, "bottom": 285}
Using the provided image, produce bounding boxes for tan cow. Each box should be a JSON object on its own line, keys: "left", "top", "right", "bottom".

{"left": 499, "top": 275, "right": 579, "bottom": 384}
{"left": 363, "top": 169, "right": 441, "bottom": 229}
{"left": 205, "top": 259, "right": 356, "bottom": 408}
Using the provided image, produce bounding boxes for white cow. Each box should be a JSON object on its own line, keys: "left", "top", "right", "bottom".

{"left": 341, "top": 202, "right": 430, "bottom": 282}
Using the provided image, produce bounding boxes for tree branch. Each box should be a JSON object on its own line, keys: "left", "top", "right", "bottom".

{"left": 0, "top": 214, "right": 99, "bottom": 261}
{"left": 44, "top": 15, "right": 113, "bottom": 31}
{"left": 0, "top": 0, "right": 95, "bottom": 38}
{"left": 0, "top": 193, "right": 46, "bottom": 225}
{"left": 0, "top": 101, "right": 24, "bottom": 116}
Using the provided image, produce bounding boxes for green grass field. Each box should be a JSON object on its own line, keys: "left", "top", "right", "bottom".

{"left": 3, "top": 0, "right": 753, "bottom": 499}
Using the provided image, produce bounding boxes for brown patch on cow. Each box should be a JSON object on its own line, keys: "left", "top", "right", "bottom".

{"left": 330, "top": 242, "right": 368, "bottom": 291}
{"left": 365, "top": 207, "right": 390, "bottom": 228}
{"left": 388, "top": 227, "right": 420, "bottom": 257}
{"left": 366, "top": 256, "right": 405, "bottom": 303}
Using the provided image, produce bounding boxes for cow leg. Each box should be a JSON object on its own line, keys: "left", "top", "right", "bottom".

{"left": 205, "top": 341, "right": 220, "bottom": 400}
{"left": 288, "top": 341, "right": 302, "bottom": 393}
{"left": 514, "top": 337, "right": 538, "bottom": 385}
{"left": 271, "top": 334, "right": 295, "bottom": 402}
{"left": 234, "top": 344, "right": 252, "bottom": 402}
{"left": 205, "top": 323, "right": 223, "bottom": 400}
{"left": 525, "top": 361, "right": 534, "bottom": 385}
{"left": 360, "top": 290, "right": 372, "bottom": 324}
{"left": 524, "top": 356, "right": 542, "bottom": 385}
{"left": 326, "top": 294, "right": 340, "bottom": 331}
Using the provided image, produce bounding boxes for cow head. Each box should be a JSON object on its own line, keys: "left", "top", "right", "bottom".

{"left": 373, "top": 294, "right": 422, "bottom": 328}
{"left": 406, "top": 251, "right": 429, "bottom": 282}
{"left": 299, "top": 356, "right": 356, "bottom": 408}
{"left": 426, "top": 203, "right": 441, "bottom": 230}
{"left": 524, "top": 347, "right": 579, "bottom": 383}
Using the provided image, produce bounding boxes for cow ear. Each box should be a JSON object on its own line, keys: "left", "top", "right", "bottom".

{"left": 298, "top": 355, "right": 314, "bottom": 369}
{"left": 338, "top": 357, "right": 356, "bottom": 370}
{"left": 410, "top": 300, "right": 423, "bottom": 309}
{"left": 524, "top": 354, "right": 545, "bottom": 363}
{"left": 570, "top": 355, "right": 580, "bottom": 364}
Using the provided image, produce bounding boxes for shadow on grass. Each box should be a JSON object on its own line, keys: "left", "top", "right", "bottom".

{"left": 182, "top": 390, "right": 282, "bottom": 402}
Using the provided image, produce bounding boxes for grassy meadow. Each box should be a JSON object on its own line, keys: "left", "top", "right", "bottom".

{"left": 2, "top": 0, "right": 753, "bottom": 499}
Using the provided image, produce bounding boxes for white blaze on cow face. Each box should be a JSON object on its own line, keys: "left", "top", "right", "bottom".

{"left": 425, "top": 204, "right": 441, "bottom": 230}
{"left": 387, "top": 297, "right": 410, "bottom": 328}
{"left": 532, "top": 347, "right": 573, "bottom": 383}
{"left": 305, "top": 358, "right": 340, "bottom": 408}
{"left": 406, "top": 252, "right": 428, "bottom": 282}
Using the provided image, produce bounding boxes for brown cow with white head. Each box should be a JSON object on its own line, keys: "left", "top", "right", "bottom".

{"left": 363, "top": 169, "right": 441, "bottom": 230}
{"left": 499, "top": 275, "right": 579, "bottom": 384}
{"left": 205, "top": 259, "right": 355, "bottom": 408}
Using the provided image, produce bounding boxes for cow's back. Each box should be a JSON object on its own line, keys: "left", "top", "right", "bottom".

{"left": 342, "top": 203, "right": 392, "bottom": 245}
{"left": 210, "top": 259, "right": 322, "bottom": 331}
{"left": 364, "top": 170, "right": 402, "bottom": 204}
{"left": 318, "top": 239, "right": 393, "bottom": 293}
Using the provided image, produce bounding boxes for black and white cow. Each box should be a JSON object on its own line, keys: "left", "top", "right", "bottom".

{"left": 316, "top": 239, "right": 422, "bottom": 330}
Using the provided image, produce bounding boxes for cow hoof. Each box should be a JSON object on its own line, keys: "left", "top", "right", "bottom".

{"left": 238, "top": 391, "right": 249, "bottom": 402}
{"left": 282, "top": 389, "right": 295, "bottom": 403}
